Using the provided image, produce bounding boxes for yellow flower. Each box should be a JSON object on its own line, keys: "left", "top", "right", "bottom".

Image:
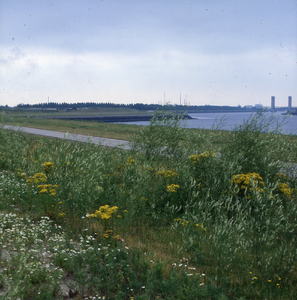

{"left": 117, "top": 163, "right": 124, "bottom": 170}
{"left": 181, "top": 221, "right": 189, "bottom": 226}
{"left": 157, "top": 170, "right": 179, "bottom": 178}
{"left": 37, "top": 183, "right": 58, "bottom": 196}
{"left": 166, "top": 184, "right": 180, "bottom": 193}
{"left": 27, "top": 173, "right": 47, "bottom": 184}
{"left": 89, "top": 205, "right": 118, "bottom": 220}
{"left": 189, "top": 151, "right": 216, "bottom": 163}
{"left": 126, "top": 156, "right": 137, "bottom": 166}
{"left": 276, "top": 183, "right": 292, "bottom": 198}
{"left": 43, "top": 161, "right": 53, "bottom": 172}
{"left": 231, "top": 173, "right": 265, "bottom": 196}
{"left": 195, "top": 223, "right": 206, "bottom": 231}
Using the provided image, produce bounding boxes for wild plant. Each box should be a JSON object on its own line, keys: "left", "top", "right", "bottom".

{"left": 130, "top": 108, "right": 212, "bottom": 163}
{"left": 0, "top": 127, "right": 28, "bottom": 171}
{"left": 0, "top": 213, "right": 64, "bottom": 299}
{"left": 221, "top": 111, "right": 289, "bottom": 181}
{"left": 1, "top": 112, "right": 297, "bottom": 299}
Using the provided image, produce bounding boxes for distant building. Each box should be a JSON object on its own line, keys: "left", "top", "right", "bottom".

{"left": 255, "top": 104, "right": 263, "bottom": 109}
{"left": 271, "top": 96, "right": 275, "bottom": 111}
{"left": 288, "top": 96, "right": 292, "bottom": 112}
{"left": 245, "top": 105, "right": 253, "bottom": 109}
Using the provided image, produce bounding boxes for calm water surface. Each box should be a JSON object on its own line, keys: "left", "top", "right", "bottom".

{"left": 116, "top": 112, "right": 297, "bottom": 135}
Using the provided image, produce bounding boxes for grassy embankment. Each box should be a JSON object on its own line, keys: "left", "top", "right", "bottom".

{"left": 0, "top": 108, "right": 235, "bottom": 152}
{"left": 0, "top": 111, "right": 297, "bottom": 299}
{"left": 0, "top": 108, "right": 147, "bottom": 140}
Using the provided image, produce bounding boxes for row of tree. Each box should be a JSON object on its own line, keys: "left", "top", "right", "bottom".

{"left": 16, "top": 102, "right": 261, "bottom": 112}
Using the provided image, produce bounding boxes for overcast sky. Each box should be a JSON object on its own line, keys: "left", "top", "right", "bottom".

{"left": 1, "top": 0, "right": 296, "bottom": 107}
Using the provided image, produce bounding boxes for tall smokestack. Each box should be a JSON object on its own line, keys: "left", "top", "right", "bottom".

{"left": 288, "top": 96, "right": 292, "bottom": 112}
{"left": 271, "top": 96, "right": 275, "bottom": 111}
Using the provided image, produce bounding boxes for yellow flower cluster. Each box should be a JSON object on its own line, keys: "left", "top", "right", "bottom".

{"left": 231, "top": 173, "right": 264, "bottom": 191}
{"left": 26, "top": 173, "right": 47, "bottom": 184}
{"left": 117, "top": 163, "right": 125, "bottom": 170}
{"left": 174, "top": 218, "right": 189, "bottom": 226}
{"left": 274, "top": 173, "right": 294, "bottom": 199}
{"left": 274, "top": 173, "right": 289, "bottom": 182}
{"left": 126, "top": 156, "right": 136, "bottom": 166}
{"left": 276, "top": 182, "right": 292, "bottom": 199}
{"left": 117, "top": 157, "right": 137, "bottom": 170}
{"left": 195, "top": 223, "right": 206, "bottom": 231}
{"left": 189, "top": 151, "right": 216, "bottom": 163}
{"left": 166, "top": 184, "right": 180, "bottom": 193}
{"left": 157, "top": 170, "right": 179, "bottom": 178}
{"left": 102, "top": 233, "right": 109, "bottom": 239}
{"left": 88, "top": 205, "right": 118, "bottom": 220}
{"left": 232, "top": 172, "right": 295, "bottom": 199}
{"left": 181, "top": 220, "right": 189, "bottom": 226}
{"left": 146, "top": 166, "right": 155, "bottom": 174}
{"left": 17, "top": 168, "right": 26, "bottom": 178}
{"left": 37, "top": 184, "right": 59, "bottom": 196}
{"left": 43, "top": 161, "right": 53, "bottom": 172}
{"left": 102, "top": 229, "right": 113, "bottom": 239}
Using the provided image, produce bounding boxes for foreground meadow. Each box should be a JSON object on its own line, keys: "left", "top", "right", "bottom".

{"left": 0, "top": 112, "right": 297, "bottom": 299}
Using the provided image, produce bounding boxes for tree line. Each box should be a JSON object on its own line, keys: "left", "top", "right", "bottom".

{"left": 16, "top": 102, "right": 259, "bottom": 112}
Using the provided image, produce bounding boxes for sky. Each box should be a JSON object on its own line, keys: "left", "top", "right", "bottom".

{"left": 1, "top": 0, "right": 297, "bottom": 108}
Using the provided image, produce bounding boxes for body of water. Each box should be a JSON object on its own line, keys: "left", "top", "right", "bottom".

{"left": 116, "top": 111, "right": 297, "bottom": 135}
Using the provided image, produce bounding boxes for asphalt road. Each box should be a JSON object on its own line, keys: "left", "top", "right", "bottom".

{"left": 2, "top": 125, "right": 131, "bottom": 150}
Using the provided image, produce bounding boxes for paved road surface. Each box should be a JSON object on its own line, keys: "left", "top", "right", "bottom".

{"left": 2, "top": 125, "right": 131, "bottom": 150}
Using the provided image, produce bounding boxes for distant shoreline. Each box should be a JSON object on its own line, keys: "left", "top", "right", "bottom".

{"left": 33, "top": 114, "right": 193, "bottom": 122}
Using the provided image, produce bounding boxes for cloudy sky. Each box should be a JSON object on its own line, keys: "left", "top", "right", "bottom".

{"left": 1, "top": 0, "right": 296, "bottom": 107}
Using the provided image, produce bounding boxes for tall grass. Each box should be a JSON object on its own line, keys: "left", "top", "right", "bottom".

{"left": 0, "top": 112, "right": 296, "bottom": 299}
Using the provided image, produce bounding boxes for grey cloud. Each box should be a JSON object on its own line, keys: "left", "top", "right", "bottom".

{"left": 2, "top": 0, "right": 296, "bottom": 56}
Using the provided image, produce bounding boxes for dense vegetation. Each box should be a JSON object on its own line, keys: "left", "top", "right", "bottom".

{"left": 15, "top": 102, "right": 261, "bottom": 112}
{"left": 0, "top": 112, "right": 297, "bottom": 299}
